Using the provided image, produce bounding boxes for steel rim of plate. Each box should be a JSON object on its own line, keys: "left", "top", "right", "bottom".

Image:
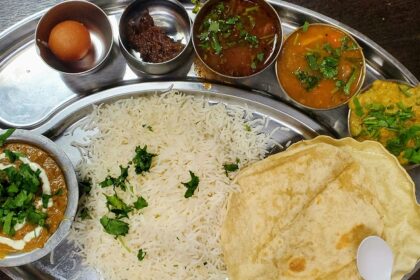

{"left": 0, "top": 129, "right": 78, "bottom": 267}
{"left": 32, "top": 81, "right": 332, "bottom": 138}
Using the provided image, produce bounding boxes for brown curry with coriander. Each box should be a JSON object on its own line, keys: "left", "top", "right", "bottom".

{"left": 0, "top": 130, "right": 67, "bottom": 258}
{"left": 277, "top": 23, "right": 365, "bottom": 109}
{"left": 195, "top": 0, "right": 280, "bottom": 77}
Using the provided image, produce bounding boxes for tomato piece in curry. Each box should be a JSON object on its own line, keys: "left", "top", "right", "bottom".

{"left": 277, "top": 23, "right": 365, "bottom": 109}
{"left": 195, "top": 0, "right": 280, "bottom": 77}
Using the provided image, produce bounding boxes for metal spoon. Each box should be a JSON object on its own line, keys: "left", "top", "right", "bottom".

{"left": 357, "top": 236, "right": 394, "bottom": 280}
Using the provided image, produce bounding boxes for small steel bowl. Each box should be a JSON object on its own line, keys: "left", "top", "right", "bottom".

{"left": 276, "top": 23, "right": 366, "bottom": 111}
{"left": 347, "top": 79, "right": 419, "bottom": 169}
{"left": 0, "top": 129, "right": 78, "bottom": 267}
{"left": 192, "top": 0, "right": 283, "bottom": 80}
{"left": 119, "top": 0, "right": 193, "bottom": 75}
{"left": 35, "top": 0, "right": 113, "bottom": 75}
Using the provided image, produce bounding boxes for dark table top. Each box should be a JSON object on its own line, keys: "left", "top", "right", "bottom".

{"left": 0, "top": 0, "right": 419, "bottom": 279}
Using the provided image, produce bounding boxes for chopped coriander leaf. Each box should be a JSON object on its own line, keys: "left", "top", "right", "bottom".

{"left": 137, "top": 249, "right": 146, "bottom": 261}
{"left": 133, "top": 196, "right": 148, "bottom": 210}
{"left": 132, "top": 146, "right": 156, "bottom": 174}
{"left": 250, "top": 61, "right": 257, "bottom": 69}
{"left": 100, "top": 216, "right": 129, "bottom": 237}
{"left": 242, "top": 32, "right": 258, "bottom": 46}
{"left": 210, "top": 34, "right": 222, "bottom": 54}
{"left": 340, "top": 36, "right": 359, "bottom": 51}
{"left": 41, "top": 194, "right": 51, "bottom": 208}
{"left": 302, "top": 21, "right": 310, "bottom": 32}
{"left": 54, "top": 188, "right": 64, "bottom": 196}
{"left": 223, "top": 163, "right": 239, "bottom": 176}
{"left": 226, "top": 16, "right": 239, "bottom": 25}
{"left": 2, "top": 212, "right": 13, "bottom": 235}
{"left": 305, "top": 53, "right": 319, "bottom": 71}
{"left": 0, "top": 129, "right": 15, "bottom": 147}
{"left": 398, "top": 84, "right": 412, "bottom": 97}
{"left": 14, "top": 190, "right": 28, "bottom": 207}
{"left": 100, "top": 165, "right": 129, "bottom": 191}
{"left": 27, "top": 210, "right": 48, "bottom": 227}
{"left": 257, "top": 52, "right": 264, "bottom": 62}
{"left": 294, "top": 70, "right": 319, "bottom": 91}
{"left": 191, "top": 0, "right": 202, "bottom": 14}
{"left": 79, "top": 179, "right": 92, "bottom": 196}
{"left": 208, "top": 21, "right": 219, "bottom": 33}
{"left": 142, "top": 124, "right": 153, "bottom": 132}
{"left": 182, "top": 171, "right": 200, "bottom": 198}
{"left": 105, "top": 194, "right": 132, "bottom": 219}
{"left": 319, "top": 56, "right": 339, "bottom": 79}
{"left": 4, "top": 149, "right": 21, "bottom": 163}
{"left": 353, "top": 97, "right": 364, "bottom": 117}
{"left": 335, "top": 80, "right": 345, "bottom": 89}
{"left": 403, "top": 148, "right": 420, "bottom": 164}
{"left": 344, "top": 68, "right": 357, "bottom": 95}
{"left": 244, "top": 5, "right": 259, "bottom": 14}
{"left": 244, "top": 124, "right": 251, "bottom": 132}
{"left": 79, "top": 207, "right": 91, "bottom": 220}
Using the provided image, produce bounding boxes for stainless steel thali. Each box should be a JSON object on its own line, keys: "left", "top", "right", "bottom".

{"left": 0, "top": 0, "right": 419, "bottom": 279}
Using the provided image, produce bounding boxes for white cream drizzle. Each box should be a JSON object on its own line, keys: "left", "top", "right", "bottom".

{"left": 0, "top": 227, "right": 43, "bottom": 250}
{"left": 0, "top": 152, "right": 51, "bottom": 249}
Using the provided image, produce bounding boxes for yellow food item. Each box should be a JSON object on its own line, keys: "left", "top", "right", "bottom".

{"left": 48, "top": 20, "right": 91, "bottom": 62}
{"left": 348, "top": 80, "right": 420, "bottom": 165}
{"left": 221, "top": 136, "right": 420, "bottom": 280}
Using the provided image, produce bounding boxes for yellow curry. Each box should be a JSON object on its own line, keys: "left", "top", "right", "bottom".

{"left": 349, "top": 80, "right": 420, "bottom": 165}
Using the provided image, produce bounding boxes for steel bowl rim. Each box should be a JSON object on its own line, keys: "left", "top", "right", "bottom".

{"left": 346, "top": 79, "right": 419, "bottom": 170}
{"left": 118, "top": 0, "right": 193, "bottom": 67}
{"left": 275, "top": 22, "right": 367, "bottom": 111}
{"left": 35, "top": 0, "right": 114, "bottom": 76}
{"left": 0, "top": 129, "right": 78, "bottom": 267}
{"left": 191, "top": 0, "right": 283, "bottom": 80}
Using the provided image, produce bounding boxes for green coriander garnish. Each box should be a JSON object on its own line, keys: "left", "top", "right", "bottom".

{"left": 223, "top": 160, "right": 239, "bottom": 176}
{"left": 343, "top": 68, "right": 357, "bottom": 95}
{"left": 99, "top": 165, "right": 130, "bottom": 191}
{"left": 133, "top": 196, "right": 148, "bottom": 210}
{"left": 353, "top": 97, "right": 364, "bottom": 117}
{"left": 0, "top": 128, "right": 15, "bottom": 147}
{"left": 302, "top": 21, "right": 310, "bottom": 32}
{"left": 137, "top": 249, "right": 146, "bottom": 261}
{"left": 79, "top": 208, "right": 91, "bottom": 220}
{"left": 100, "top": 216, "right": 129, "bottom": 237}
{"left": 132, "top": 146, "right": 156, "bottom": 175}
{"left": 182, "top": 171, "right": 200, "bottom": 198}
{"left": 398, "top": 84, "right": 412, "bottom": 97}
{"left": 105, "top": 194, "right": 132, "bottom": 219}
{"left": 294, "top": 70, "right": 319, "bottom": 91}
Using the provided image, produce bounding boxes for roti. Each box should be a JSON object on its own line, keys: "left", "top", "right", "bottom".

{"left": 221, "top": 136, "right": 420, "bottom": 280}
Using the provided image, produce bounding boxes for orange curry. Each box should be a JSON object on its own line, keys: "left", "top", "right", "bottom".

{"left": 277, "top": 24, "right": 365, "bottom": 109}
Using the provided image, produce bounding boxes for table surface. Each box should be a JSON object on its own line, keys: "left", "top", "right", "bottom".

{"left": 0, "top": 0, "right": 419, "bottom": 279}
